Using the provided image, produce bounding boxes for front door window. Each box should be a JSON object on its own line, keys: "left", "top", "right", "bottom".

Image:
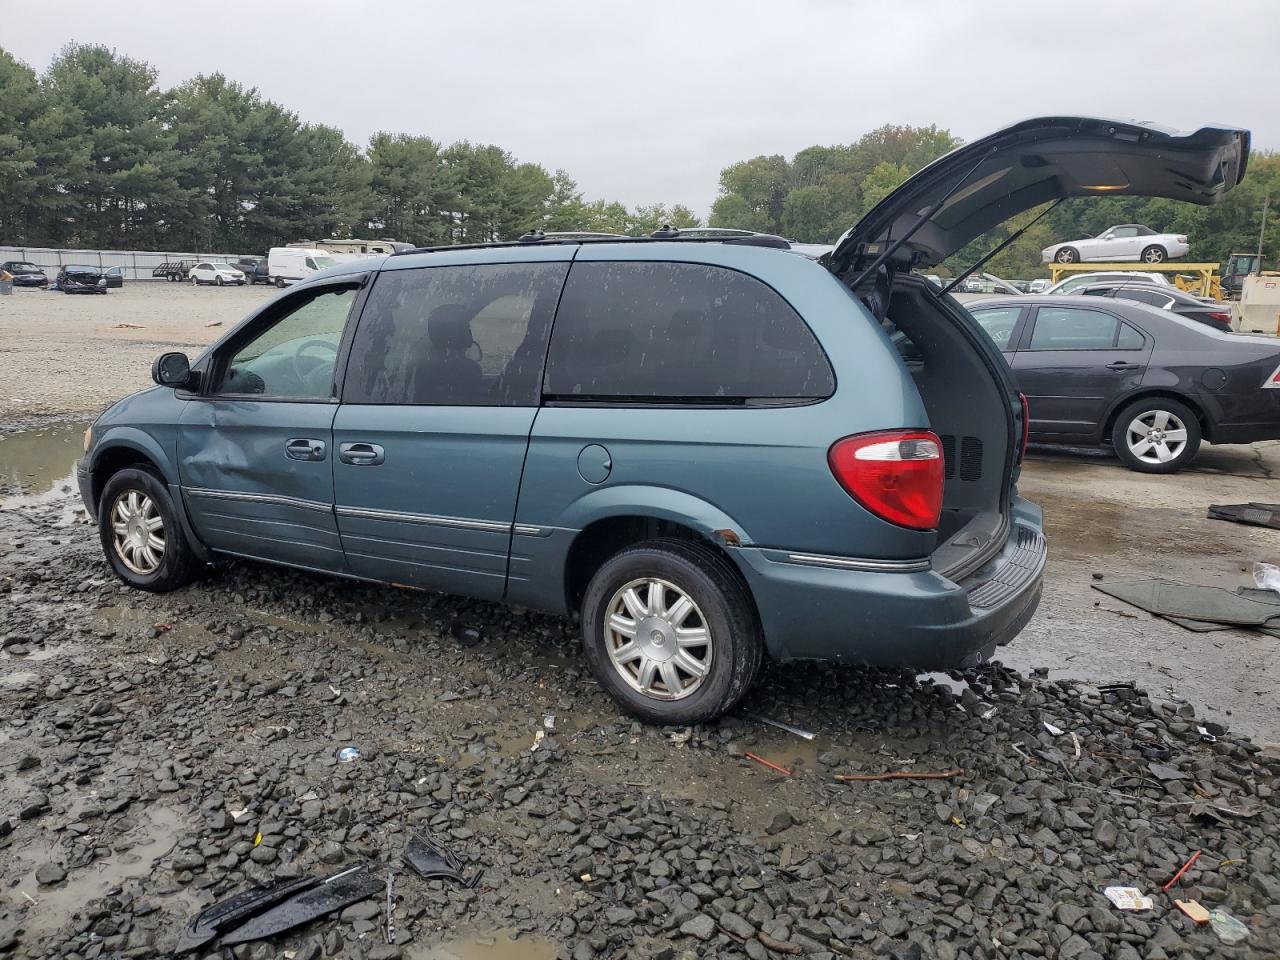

{"left": 214, "top": 287, "right": 355, "bottom": 399}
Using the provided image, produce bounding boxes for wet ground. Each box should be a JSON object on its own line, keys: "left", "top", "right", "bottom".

{"left": 2, "top": 419, "right": 1280, "bottom": 958}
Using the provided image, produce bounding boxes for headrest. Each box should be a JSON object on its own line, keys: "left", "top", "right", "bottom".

{"left": 427, "top": 304, "right": 474, "bottom": 350}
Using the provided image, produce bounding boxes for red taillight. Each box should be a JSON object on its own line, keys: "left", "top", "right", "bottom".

{"left": 1207, "top": 311, "right": 1232, "bottom": 328}
{"left": 1018, "top": 392, "right": 1031, "bottom": 462}
{"left": 828, "top": 430, "right": 944, "bottom": 531}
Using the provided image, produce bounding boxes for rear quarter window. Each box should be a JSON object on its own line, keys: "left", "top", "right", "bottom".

{"left": 543, "top": 261, "right": 834, "bottom": 402}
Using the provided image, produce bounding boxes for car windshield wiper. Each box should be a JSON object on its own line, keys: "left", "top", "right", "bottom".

{"left": 942, "top": 199, "right": 1063, "bottom": 296}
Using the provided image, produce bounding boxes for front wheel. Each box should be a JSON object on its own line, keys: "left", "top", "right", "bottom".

{"left": 580, "top": 538, "right": 762, "bottom": 725}
{"left": 1054, "top": 247, "right": 1079, "bottom": 264}
{"left": 98, "top": 468, "right": 199, "bottom": 591}
{"left": 1141, "top": 245, "right": 1167, "bottom": 264}
{"left": 1111, "top": 398, "right": 1201, "bottom": 473}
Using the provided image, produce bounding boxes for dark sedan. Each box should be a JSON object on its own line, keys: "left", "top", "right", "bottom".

{"left": 1, "top": 261, "right": 49, "bottom": 287}
{"left": 1078, "top": 281, "right": 1233, "bottom": 332}
{"left": 968, "top": 296, "right": 1280, "bottom": 473}
{"left": 104, "top": 266, "right": 125, "bottom": 288}
{"left": 55, "top": 265, "right": 108, "bottom": 294}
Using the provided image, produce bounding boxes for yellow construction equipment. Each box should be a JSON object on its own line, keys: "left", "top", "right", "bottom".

{"left": 1049, "top": 261, "right": 1222, "bottom": 300}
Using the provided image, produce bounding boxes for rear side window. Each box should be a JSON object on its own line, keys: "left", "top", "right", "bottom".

{"left": 969, "top": 307, "right": 1021, "bottom": 349}
{"left": 1028, "top": 307, "right": 1121, "bottom": 350}
{"left": 344, "top": 262, "right": 569, "bottom": 406}
{"left": 543, "top": 261, "right": 833, "bottom": 401}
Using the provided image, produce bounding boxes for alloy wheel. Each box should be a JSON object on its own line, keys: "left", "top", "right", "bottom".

{"left": 110, "top": 489, "right": 166, "bottom": 575}
{"left": 1143, "top": 247, "right": 1166, "bottom": 263}
{"left": 604, "top": 577, "right": 713, "bottom": 701}
{"left": 1125, "top": 410, "right": 1188, "bottom": 465}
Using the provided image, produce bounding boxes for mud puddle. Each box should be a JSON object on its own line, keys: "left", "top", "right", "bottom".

{"left": 0, "top": 422, "right": 89, "bottom": 500}
{"left": 7, "top": 805, "right": 186, "bottom": 938}
{"left": 409, "top": 931, "right": 556, "bottom": 960}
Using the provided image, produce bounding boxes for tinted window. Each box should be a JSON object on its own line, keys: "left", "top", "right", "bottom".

{"left": 215, "top": 286, "right": 355, "bottom": 398}
{"left": 345, "top": 262, "right": 569, "bottom": 406}
{"left": 544, "top": 261, "right": 833, "bottom": 401}
{"left": 1111, "top": 226, "right": 1138, "bottom": 238}
{"left": 1117, "top": 323, "right": 1144, "bottom": 349}
{"left": 970, "top": 307, "right": 1021, "bottom": 349}
{"left": 1028, "top": 307, "right": 1120, "bottom": 350}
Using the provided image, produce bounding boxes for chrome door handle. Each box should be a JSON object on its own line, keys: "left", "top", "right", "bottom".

{"left": 286, "top": 438, "right": 327, "bottom": 461}
{"left": 339, "top": 442, "right": 385, "bottom": 465}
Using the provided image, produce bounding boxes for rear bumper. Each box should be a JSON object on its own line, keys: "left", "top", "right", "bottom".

{"left": 735, "top": 496, "right": 1045, "bottom": 668}
{"left": 1207, "top": 421, "right": 1280, "bottom": 444}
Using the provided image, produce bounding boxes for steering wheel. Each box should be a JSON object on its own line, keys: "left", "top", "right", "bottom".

{"left": 290, "top": 338, "right": 338, "bottom": 392}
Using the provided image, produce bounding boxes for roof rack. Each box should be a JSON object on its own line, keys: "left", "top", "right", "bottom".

{"left": 396, "top": 226, "right": 792, "bottom": 256}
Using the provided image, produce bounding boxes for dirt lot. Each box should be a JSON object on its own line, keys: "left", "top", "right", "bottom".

{"left": 2, "top": 284, "right": 1280, "bottom": 958}
{"left": 0, "top": 283, "right": 275, "bottom": 421}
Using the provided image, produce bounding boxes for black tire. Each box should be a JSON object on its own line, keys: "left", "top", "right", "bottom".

{"left": 580, "top": 538, "right": 763, "bottom": 725}
{"left": 215, "top": 275, "right": 224, "bottom": 287}
{"left": 1110, "top": 397, "right": 1202, "bottom": 474}
{"left": 98, "top": 467, "right": 200, "bottom": 592}
{"left": 1141, "top": 244, "right": 1167, "bottom": 264}
{"left": 1054, "top": 247, "right": 1079, "bottom": 264}
{"left": 275, "top": 277, "right": 285, "bottom": 289}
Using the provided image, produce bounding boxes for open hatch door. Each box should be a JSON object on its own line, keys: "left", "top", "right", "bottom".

{"left": 822, "top": 116, "right": 1250, "bottom": 282}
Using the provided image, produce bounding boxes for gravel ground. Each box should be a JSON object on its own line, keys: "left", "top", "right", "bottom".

{"left": 0, "top": 283, "right": 272, "bottom": 421}
{"left": 2, "top": 285, "right": 1280, "bottom": 958}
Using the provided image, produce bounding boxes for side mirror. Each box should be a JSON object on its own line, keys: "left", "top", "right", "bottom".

{"left": 152, "top": 351, "right": 193, "bottom": 388}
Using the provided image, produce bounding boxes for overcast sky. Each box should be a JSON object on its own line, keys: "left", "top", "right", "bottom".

{"left": 6, "top": 0, "right": 1277, "bottom": 216}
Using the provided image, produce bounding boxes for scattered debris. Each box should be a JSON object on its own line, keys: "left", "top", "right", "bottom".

{"left": 531, "top": 729, "right": 546, "bottom": 751}
{"left": 1162, "top": 849, "right": 1201, "bottom": 891}
{"left": 219, "top": 865, "right": 382, "bottom": 946}
{"left": 1092, "top": 576, "right": 1280, "bottom": 633}
{"left": 1071, "top": 732, "right": 1082, "bottom": 759}
{"left": 1148, "top": 761, "right": 1187, "bottom": 782}
{"left": 1103, "top": 886, "right": 1153, "bottom": 911}
{"left": 204, "top": 320, "right": 223, "bottom": 327}
{"left": 450, "top": 619, "right": 482, "bottom": 647}
{"left": 744, "top": 752, "right": 792, "bottom": 777}
{"left": 834, "top": 768, "right": 964, "bottom": 782}
{"left": 336, "top": 746, "right": 361, "bottom": 763}
{"left": 1043, "top": 721, "right": 1064, "bottom": 736}
{"left": 401, "top": 830, "right": 481, "bottom": 887}
{"left": 1174, "top": 899, "right": 1211, "bottom": 925}
{"left": 1207, "top": 502, "right": 1280, "bottom": 530}
{"left": 1208, "top": 908, "right": 1250, "bottom": 945}
{"left": 667, "top": 728, "right": 693, "bottom": 747}
{"left": 383, "top": 872, "right": 395, "bottom": 944}
{"left": 542, "top": 713, "right": 556, "bottom": 732}
{"left": 1254, "top": 560, "right": 1280, "bottom": 596}
{"left": 754, "top": 715, "right": 816, "bottom": 741}
{"left": 1197, "top": 725, "right": 1217, "bottom": 743}
{"left": 175, "top": 876, "right": 320, "bottom": 954}
{"left": 112, "top": 322, "right": 145, "bottom": 329}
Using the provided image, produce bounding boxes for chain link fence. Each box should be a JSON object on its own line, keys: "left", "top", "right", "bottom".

{"left": 0, "top": 246, "right": 252, "bottom": 282}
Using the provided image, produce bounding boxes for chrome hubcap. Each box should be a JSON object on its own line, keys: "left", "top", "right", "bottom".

{"left": 110, "top": 490, "right": 165, "bottom": 574}
{"left": 1126, "top": 410, "right": 1188, "bottom": 464}
{"left": 604, "top": 577, "right": 712, "bottom": 701}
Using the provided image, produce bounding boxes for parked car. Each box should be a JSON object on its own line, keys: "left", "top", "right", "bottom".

{"left": 1043, "top": 271, "right": 1172, "bottom": 296}
{"left": 230, "top": 257, "right": 270, "bottom": 285}
{"left": 968, "top": 296, "right": 1278, "bottom": 473}
{"left": 56, "top": 265, "right": 108, "bottom": 294}
{"left": 0, "top": 261, "right": 49, "bottom": 287}
{"left": 77, "top": 115, "right": 1249, "bottom": 723}
{"left": 267, "top": 247, "right": 338, "bottom": 288}
{"left": 189, "top": 261, "right": 246, "bottom": 286}
{"left": 1041, "top": 225, "right": 1189, "bottom": 264}
{"left": 1078, "top": 282, "right": 1234, "bottom": 332}
{"left": 104, "top": 266, "right": 125, "bottom": 288}
{"left": 1027, "top": 278, "right": 1052, "bottom": 294}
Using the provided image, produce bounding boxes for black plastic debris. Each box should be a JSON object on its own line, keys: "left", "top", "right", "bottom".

{"left": 219, "top": 865, "right": 382, "bottom": 947}
{"left": 449, "top": 619, "right": 483, "bottom": 647}
{"left": 174, "top": 876, "right": 321, "bottom": 954}
{"left": 1207, "top": 502, "right": 1280, "bottom": 530}
{"left": 402, "top": 830, "right": 481, "bottom": 887}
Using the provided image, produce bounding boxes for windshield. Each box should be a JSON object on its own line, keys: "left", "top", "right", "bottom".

{"left": 312, "top": 256, "right": 338, "bottom": 270}
{"left": 11, "top": 262, "right": 40, "bottom": 272}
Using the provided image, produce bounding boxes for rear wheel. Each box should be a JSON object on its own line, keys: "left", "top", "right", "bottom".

{"left": 275, "top": 277, "right": 285, "bottom": 288}
{"left": 1111, "top": 397, "right": 1201, "bottom": 473}
{"left": 580, "top": 538, "right": 762, "bottom": 725}
{"left": 1141, "top": 244, "right": 1167, "bottom": 264}
{"left": 98, "top": 468, "right": 199, "bottom": 591}
{"left": 1054, "top": 247, "right": 1079, "bottom": 264}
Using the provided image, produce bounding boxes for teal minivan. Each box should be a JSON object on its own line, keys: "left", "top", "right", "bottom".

{"left": 78, "top": 117, "right": 1248, "bottom": 723}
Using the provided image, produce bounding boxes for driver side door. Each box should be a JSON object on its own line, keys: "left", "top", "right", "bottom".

{"left": 177, "top": 276, "right": 367, "bottom": 572}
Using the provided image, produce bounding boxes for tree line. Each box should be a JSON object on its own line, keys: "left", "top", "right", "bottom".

{"left": 708, "top": 125, "right": 1279, "bottom": 278}
{"left": 2, "top": 42, "right": 1274, "bottom": 276}
{"left": 0, "top": 44, "right": 699, "bottom": 253}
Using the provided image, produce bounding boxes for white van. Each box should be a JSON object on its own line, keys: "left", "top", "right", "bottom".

{"left": 266, "top": 247, "right": 339, "bottom": 288}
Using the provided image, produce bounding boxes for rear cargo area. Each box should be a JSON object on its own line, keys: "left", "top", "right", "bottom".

{"left": 885, "top": 277, "right": 1014, "bottom": 579}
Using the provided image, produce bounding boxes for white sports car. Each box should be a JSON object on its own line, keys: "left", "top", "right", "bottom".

{"left": 1041, "top": 224, "right": 1189, "bottom": 264}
